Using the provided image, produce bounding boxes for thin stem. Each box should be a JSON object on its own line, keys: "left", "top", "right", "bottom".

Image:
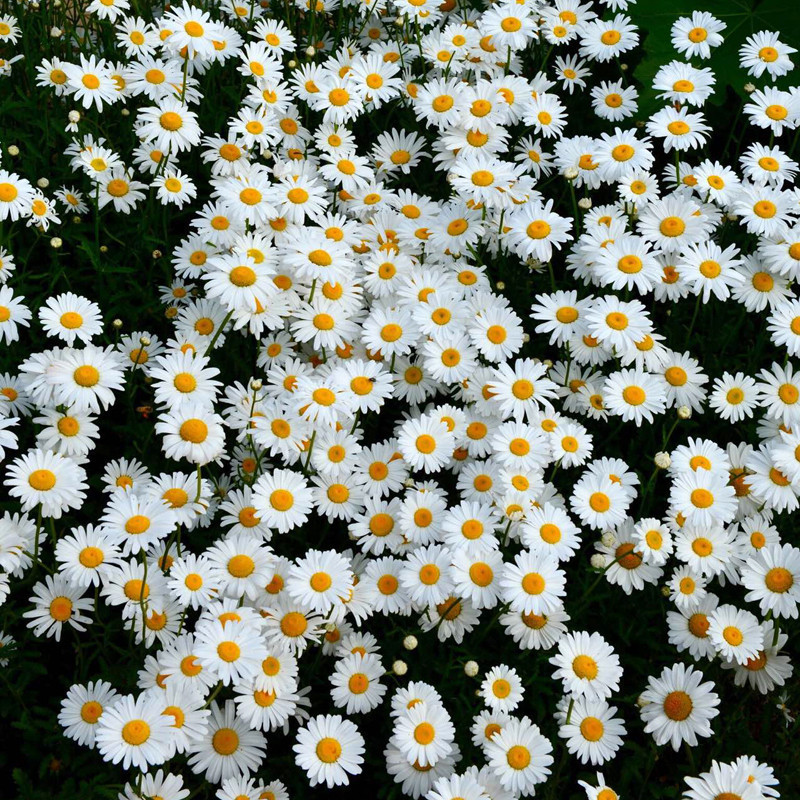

{"left": 204, "top": 310, "right": 234, "bottom": 355}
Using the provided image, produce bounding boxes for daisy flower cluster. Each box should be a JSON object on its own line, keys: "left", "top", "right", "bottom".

{"left": 0, "top": 0, "right": 799, "bottom": 798}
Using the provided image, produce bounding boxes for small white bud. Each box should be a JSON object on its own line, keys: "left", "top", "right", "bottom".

{"left": 564, "top": 166, "right": 579, "bottom": 180}
{"left": 112, "top": 318, "right": 123, "bottom": 329}
{"left": 496, "top": 281, "right": 505, "bottom": 290}
{"left": 600, "top": 530, "right": 616, "bottom": 548}
{"left": 654, "top": 451, "right": 671, "bottom": 469}
{"left": 121, "top": 108, "right": 130, "bottom": 117}
{"left": 636, "top": 694, "right": 650, "bottom": 708}
{"left": 744, "top": 82, "right": 756, "bottom": 93}
{"left": 464, "top": 660, "right": 479, "bottom": 677}
{"left": 50, "top": 25, "right": 62, "bottom": 36}
{"left": 522, "top": 333, "right": 530, "bottom": 343}
{"left": 392, "top": 660, "right": 408, "bottom": 676}
{"left": 403, "top": 635, "right": 418, "bottom": 651}
{"left": 7, "top": 145, "right": 19, "bottom": 156}
{"left": 660, "top": 585, "right": 671, "bottom": 597}
{"left": 139, "top": 336, "right": 151, "bottom": 347}
{"left": 250, "top": 378, "right": 263, "bottom": 391}
{"left": 50, "top": 237, "right": 62, "bottom": 248}
{"left": 677, "top": 406, "right": 691, "bottom": 420}
{"left": 590, "top": 553, "right": 607, "bottom": 570}
{"left": 37, "top": 178, "right": 49, "bottom": 189}
{"left": 578, "top": 197, "right": 592, "bottom": 210}
{"left": 288, "top": 59, "right": 297, "bottom": 68}
{"left": 306, "top": 46, "right": 316, "bottom": 57}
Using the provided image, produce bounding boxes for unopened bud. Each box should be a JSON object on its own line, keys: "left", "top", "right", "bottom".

{"left": 654, "top": 451, "right": 671, "bottom": 469}
{"left": 139, "top": 336, "right": 151, "bottom": 347}
{"left": 677, "top": 406, "right": 691, "bottom": 420}
{"left": 250, "top": 378, "right": 263, "bottom": 391}
{"left": 50, "top": 237, "right": 62, "bottom": 248}
{"left": 112, "top": 318, "right": 123, "bottom": 329}
{"left": 564, "top": 166, "right": 579, "bottom": 180}
{"left": 464, "top": 660, "right": 479, "bottom": 677}
{"left": 590, "top": 553, "right": 607, "bottom": 570}
{"left": 306, "top": 46, "right": 316, "bottom": 57}
{"left": 600, "top": 530, "right": 616, "bottom": 548}
{"left": 578, "top": 197, "right": 592, "bottom": 210}
{"left": 744, "top": 82, "right": 756, "bottom": 93}
{"left": 392, "top": 660, "right": 408, "bottom": 676}
{"left": 7, "top": 145, "right": 19, "bottom": 156}
{"left": 37, "top": 178, "right": 49, "bottom": 189}
{"left": 403, "top": 635, "right": 418, "bottom": 650}
{"left": 68, "top": 110, "right": 80, "bottom": 123}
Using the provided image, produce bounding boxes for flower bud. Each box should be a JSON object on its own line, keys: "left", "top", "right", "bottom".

{"left": 403, "top": 635, "right": 418, "bottom": 650}
{"left": 464, "top": 660, "right": 479, "bottom": 677}
{"left": 590, "top": 554, "right": 607, "bottom": 570}
{"left": 677, "top": 406, "right": 691, "bottom": 420}
{"left": 392, "top": 660, "right": 408, "bottom": 676}
{"left": 600, "top": 531, "right": 616, "bottom": 548}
